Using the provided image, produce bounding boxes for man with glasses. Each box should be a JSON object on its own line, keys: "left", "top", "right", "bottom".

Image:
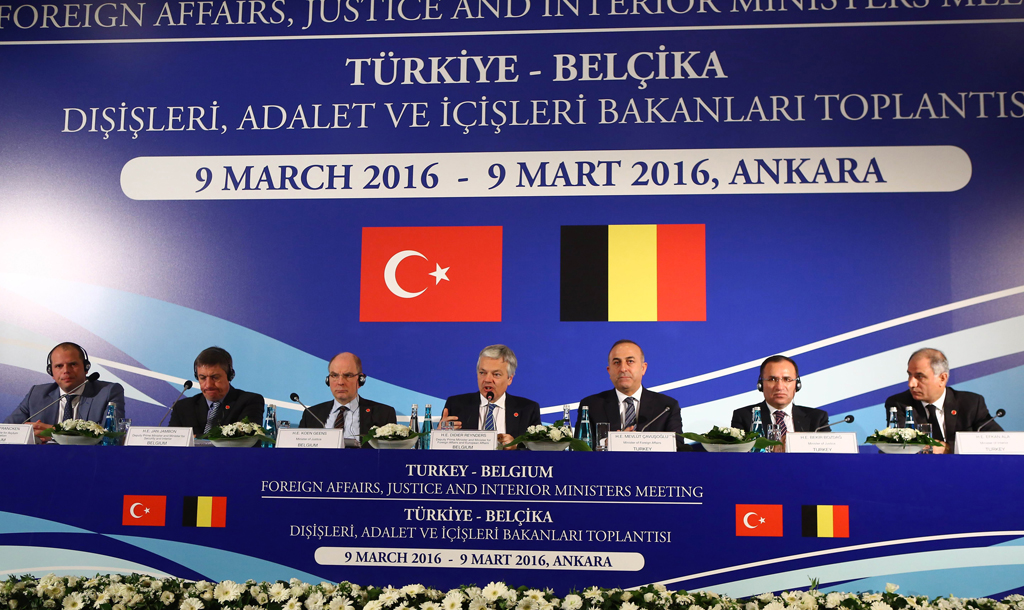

{"left": 299, "top": 352, "right": 397, "bottom": 447}
{"left": 731, "top": 355, "right": 830, "bottom": 449}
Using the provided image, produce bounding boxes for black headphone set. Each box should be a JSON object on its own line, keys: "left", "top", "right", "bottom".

{"left": 194, "top": 347, "right": 236, "bottom": 382}
{"left": 757, "top": 376, "right": 802, "bottom": 392}
{"left": 757, "top": 356, "right": 801, "bottom": 392}
{"left": 46, "top": 343, "right": 91, "bottom": 376}
{"left": 326, "top": 373, "right": 367, "bottom": 387}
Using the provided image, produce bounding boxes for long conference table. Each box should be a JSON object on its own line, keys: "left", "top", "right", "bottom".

{"left": 1, "top": 446, "right": 1021, "bottom": 598}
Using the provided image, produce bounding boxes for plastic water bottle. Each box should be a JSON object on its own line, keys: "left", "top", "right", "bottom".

{"left": 904, "top": 405, "right": 916, "bottom": 430}
{"left": 888, "top": 406, "right": 899, "bottom": 429}
{"left": 409, "top": 404, "right": 420, "bottom": 447}
{"left": 751, "top": 406, "right": 769, "bottom": 453}
{"left": 102, "top": 402, "right": 117, "bottom": 446}
{"left": 421, "top": 404, "right": 433, "bottom": 450}
{"left": 577, "top": 405, "right": 593, "bottom": 449}
{"left": 262, "top": 404, "right": 277, "bottom": 448}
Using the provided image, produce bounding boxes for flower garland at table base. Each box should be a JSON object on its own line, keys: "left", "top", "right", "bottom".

{"left": 2, "top": 575, "right": 1022, "bottom": 610}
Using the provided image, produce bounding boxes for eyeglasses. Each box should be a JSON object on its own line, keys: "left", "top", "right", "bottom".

{"left": 764, "top": 376, "right": 797, "bottom": 384}
{"left": 328, "top": 373, "right": 361, "bottom": 381}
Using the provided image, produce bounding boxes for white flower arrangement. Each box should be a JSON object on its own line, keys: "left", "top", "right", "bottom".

{"left": 199, "top": 418, "right": 272, "bottom": 443}
{"left": 39, "top": 418, "right": 113, "bottom": 439}
{"left": 369, "top": 423, "right": 422, "bottom": 441}
{"left": 2, "top": 574, "right": 1023, "bottom": 610}
{"left": 503, "top": 420, "right": 591, "bottom": 451}
{"left": 866, "top": 428, "right": 942, "bottom": 447}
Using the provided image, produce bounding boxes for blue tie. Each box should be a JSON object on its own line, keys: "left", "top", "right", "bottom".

{"left": 484, "top": 403, "right": 496, "bottom": 431}
{"left": 61, "top": 395, "right": 75, "bottom": 422}
{"left": 204, "top": 401, "right": 221, "bottom": 434}
{"left": 623, "top": 396, "right": 636, "bottom": 430}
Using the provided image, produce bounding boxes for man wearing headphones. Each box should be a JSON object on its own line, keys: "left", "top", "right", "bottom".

{"left": 298, "top": 352, "right": 397, "bottom": 447}
{"left": 5, "top": 342, "right": 125, "bottom": 440}
{"left": 731, "top": 355, "right": 830, "bottom": 450}
{"left": 169, "top": 347, "right": 264, "bottom": 437}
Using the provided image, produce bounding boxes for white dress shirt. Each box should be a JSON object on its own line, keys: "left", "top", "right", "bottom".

{"left": 615, "top": 387, "right": 644, "bottom": 428}
{"left": 478, "top": 393, "right": 507, "bottom": 434}
{"left": 326, "top": 396, "right": 361, "bottom": 439}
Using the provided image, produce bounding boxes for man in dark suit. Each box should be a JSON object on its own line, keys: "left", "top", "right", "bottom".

{"left": 5, "top": 342, "right": 125, "bottom": 441}
{"left": 731, "top": 355, "right": 830, "bottom": 451}
{"left": 169, "top": 347, "right": 264, "bottom": 437}
{"left": 885, "top": 348, "right": 1001, "bottom": 453}
{"left": 576, "top": 340, "right": 685, "bottom": 451}
{"left": 440, "top": 344, "right": 541, "bottom": 449}
{"left": 298, "top": 352, "right": 396, "bottom": 447}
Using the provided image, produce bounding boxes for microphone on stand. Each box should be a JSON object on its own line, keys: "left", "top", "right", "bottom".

{"left": 639, "top": 406, "right": 672, "bottom": 432}
{"left": 27, "top": 372, "right": 101, "bottom": 422}
{"left": 976, "top": 409, "right": 1006, "bottom": 431}
{"left": 815, "top": 414, "right": 855, "bottom": 432}
{"left": 158, "top": 380, "right": 193, "bottom": 426}
{"left": 486, "top": 391, "right": 495, "bottom": 403}
{"left": 290, "top": 393, "right": 326, "bottom": 427}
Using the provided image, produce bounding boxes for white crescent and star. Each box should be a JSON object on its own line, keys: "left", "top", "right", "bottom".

{"left": 128, "top": 502, "right": 151, "bottom": 519}
{"left": 383, "top": 250, "right": 450, "bottom": 299}
{"left": 742, "top": 512, "right": 766, "bottom": 529}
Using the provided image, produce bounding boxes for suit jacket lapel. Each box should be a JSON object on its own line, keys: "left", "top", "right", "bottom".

{"left": 360, "top": 402, "right": 373, "bottom": 435}
{"left": 760, "top": 404, "right": 772, "bottom": 429}
{"left": 943, "top": 389, "right": 958, "bottom": 442}
{"left": 504, "top": 396, "right": 519, "bottom": 437}
{"left": 637, "top": 390, "right": 659, "bottom": 430}
{"left": 194, "top": 394, "right": 209, "bottom": 430}
{"left": 43, "top": 387, "right": 61, "bottom": 425}
{"left": 466, "top": 396, "right": 481, "bottom": 430}
{"left": 607, "top": 392, "right": 622, "bottom": 431}
{"left": 792, "top": 406, "right": 809, "bottom": 433}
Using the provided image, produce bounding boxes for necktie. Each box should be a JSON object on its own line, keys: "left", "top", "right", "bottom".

{"left": 774, "top": 410, "right": 788, "bottom": 452}
{"left": 334, "top": 406, "right": 346, "bottom": 430}
{"left": 204, "top": 401, "right": 221, "bottom": 434}
{"left": 927, "top": 404, "right": 944, "bottom": 442}
{"left": 484, "top": 403, "right": 496, "bottom": 431}
{"left": 61, "top": 395, "right": 75, "bottom": 422}
{"left": 623, "top": 396, "right": 637, "bottom": 430}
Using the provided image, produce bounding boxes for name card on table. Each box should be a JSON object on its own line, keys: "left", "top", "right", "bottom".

{"left": 125, "top": 427, "right": 195, "bottom": 447}
{"left": 276, "top": 428, "right": 345, "bottom": 449}
{"left": 607, "top": 431, "right": 676, "bottom": 452}
{"left": 0, "top": 424, "right": 35, "bottom": 445}
{"left": 431, "top": 430, "right": 498, "bottom": 450}
{"left": 955, "top": 432, "right": 1024, "bottom": 455}
{"left": 786, "top": 432, "right": 859, "bottom": 454}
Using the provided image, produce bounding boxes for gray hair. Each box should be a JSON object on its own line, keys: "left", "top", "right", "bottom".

{"left": 478, "top": 344, "right": 517, "bottom": 377}
{"left": 909, "top": 348, "right": 949, "bottom": 376}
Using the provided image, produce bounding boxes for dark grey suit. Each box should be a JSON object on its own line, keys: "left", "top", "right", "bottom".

{"left": 731, "top": 402, "right": 831, "bottom": 433}
{"left": 442, "top": 392, "right": 541, "bottom": 439}
{"left": 298, "top": 396, "right": 397, "bottom": 448}
{"left": 5, "top": 380, "right": 125, "bottom": 426}
{"left": 575, "top": 388, "right": 685, "bottom": 451}
{"left": 169, "top": 386, "right": 264, "bottom": 436}
{"left": 885, "top": 387, "right": 1001, "bottom": 449}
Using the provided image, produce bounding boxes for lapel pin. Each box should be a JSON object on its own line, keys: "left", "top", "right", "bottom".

{"left": 224, "top": 404, "right": 230, "bottom": 409}
{"left": 514, "top": 412, "right": 519, "bottom": 417}
{"left": 951, "top": 409, "right": 957, "bottom": 416}
{"left": 365, "top": 408, "right": 371, "bottom": 412}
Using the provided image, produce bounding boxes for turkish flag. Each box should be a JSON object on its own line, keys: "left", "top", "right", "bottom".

{"left": 360, "top": 226, "right": 502, "bottom": 322}
{"left": 735, "top": 504, "right": 783, "bottom": 537}
{"left": 122, "top": 495, "right": 166, "bottom": 526}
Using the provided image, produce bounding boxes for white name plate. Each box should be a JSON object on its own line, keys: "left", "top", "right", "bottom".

{"left": 608, "top": 431, "right": 676, "bottom": 452}
{"left": 431, "top": 430, "right": 499, "bottom": 450}
{"left": 955, "top": 432, "right": 1024, "bottom": 455}
{"left": 125, "top": 427, "right": 194, "bottom": 447}
{"left": 0, "top": 424, "right": 34, "bottom": 445}
{"left": 276, "top": 428, "right": 344, "bottom": 449}
{"left": 786, "top": 432, "right": 859, "bottom": 454}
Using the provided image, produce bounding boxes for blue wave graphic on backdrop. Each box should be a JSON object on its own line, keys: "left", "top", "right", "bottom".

{"left": 0, "top": 273, "right": 441, "bottom": 418}
{"left": 0, "top": 545, "right": 171, "bottom": 578}
{"left": 109, "top": 535, "right": 329, "bottom": 583}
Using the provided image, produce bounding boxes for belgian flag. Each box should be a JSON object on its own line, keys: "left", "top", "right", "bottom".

{"left": 802, "top": 505, "right": 849, "bottom": 538}
{"left": 182, "top": 496, "right": 227, "bottom": 528}
{"left": 560, "top": 224, "right": 706, "bottom": 322}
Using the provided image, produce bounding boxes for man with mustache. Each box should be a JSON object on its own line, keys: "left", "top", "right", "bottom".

{"left": 884, "top": 347, "right": 1001, "bottom": 453}
{"left": 575, "top": 340, "right": 685, "bottom": 451}
{"left": 731, "top": 355, "right": 830, "bottom": 452}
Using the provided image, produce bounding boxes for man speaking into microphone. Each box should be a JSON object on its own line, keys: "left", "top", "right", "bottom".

{"left": 575, "top": 339, "right": 685, "bottom": 451}
{"left": 440, "top": 344, "right": 541, "bottom": 450}
{"left": 5, "top": 342, "right": 125, "bottom": 441}
{"left": 169, "top": 347, "right": 264, "bottom": 437}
